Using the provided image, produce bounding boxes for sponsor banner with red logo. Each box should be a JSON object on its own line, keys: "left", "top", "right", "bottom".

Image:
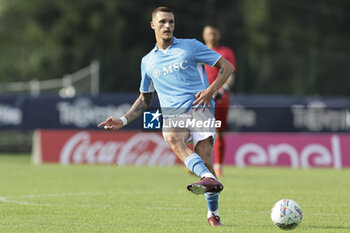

{"left": 223, "top": 133, "right": 350, "bottom": 169}
{"left": 32, "top": 130, "right": 180, "bottom": 165}
{"left": 33, "top": 130, "right": 350, "bottom": 168}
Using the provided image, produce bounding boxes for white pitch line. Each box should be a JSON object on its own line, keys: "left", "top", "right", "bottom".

{"left": 0, "top": 196, "right": 42, "bottom": 206}
{"left": 18, "top": 192, "right": 104, "bottom": 199}
{"left": 0, "top": 191, "right": 178, "bottom": 208}
{"left": 0, "top": 192, "right": 104, "bottom": 207}
{"left": 0, "top": 191, "right": 194, "bottom": 210}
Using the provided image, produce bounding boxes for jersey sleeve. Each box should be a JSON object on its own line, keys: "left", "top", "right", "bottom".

{"left": 193, "top": 39, "right": 221, "bottom": 67}
{"left": 139, "top": 59, "right": 155, "bottom": 93}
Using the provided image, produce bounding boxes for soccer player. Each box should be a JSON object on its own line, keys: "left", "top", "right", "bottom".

{"left": 202, "top": 24, "right": 236, "bottom": 178}
{"left": 98, "top": 6, "right": 234, "bottom": 226}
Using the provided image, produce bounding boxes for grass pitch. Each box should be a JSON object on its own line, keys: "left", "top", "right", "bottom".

{"left": 0, "top": 155, "right": 350, "bottom": 233}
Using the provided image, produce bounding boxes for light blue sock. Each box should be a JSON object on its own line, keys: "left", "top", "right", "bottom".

{"left": 184, "top": 153, "right": 215, "bottom": 178}
{"left": 205, "top": 192, "right": 219, "bottom": 212}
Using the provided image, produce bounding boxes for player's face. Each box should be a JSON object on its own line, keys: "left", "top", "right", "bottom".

{"left": 151, "top": 12, "right": 175, "bottom": 41}
{"left": 202, "top": 26, "right": 221, "bottom": 46}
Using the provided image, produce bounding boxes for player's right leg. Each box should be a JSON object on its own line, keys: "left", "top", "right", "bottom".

{"left": 186, "top": 136, "right": 223, "bottom": 195}
{"left": 163, "top": 128, "right": 219, "bottom": 191}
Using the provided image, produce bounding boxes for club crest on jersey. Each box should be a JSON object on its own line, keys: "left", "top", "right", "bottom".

{"left": 153, "top": 69, "right": 161, "bottom": 78}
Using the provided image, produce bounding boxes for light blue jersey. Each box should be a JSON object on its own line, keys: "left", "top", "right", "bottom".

{"left": 140, "top": 37, "right": 221, "bottom": 116}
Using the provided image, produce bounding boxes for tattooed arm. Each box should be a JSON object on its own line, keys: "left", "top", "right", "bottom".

{"left": 98, "top": 92, "right": 153, "bottom": 131}
{"left": 192, "top": 57, "right": 234, "bottom": 111}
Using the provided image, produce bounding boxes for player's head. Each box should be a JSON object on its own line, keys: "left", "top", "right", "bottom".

{"left": 202, "top": 24, "right": 221, "bottom": 48}
{"left": 151, "top": 6, "right": 175, "bottom": 42}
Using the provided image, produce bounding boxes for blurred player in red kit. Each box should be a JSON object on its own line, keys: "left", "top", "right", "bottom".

{"left": 202, "top": 24, "right": 236, "bottom": 178}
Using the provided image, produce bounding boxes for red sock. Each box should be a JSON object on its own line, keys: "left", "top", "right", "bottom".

{"left": 214, "top": 136, "right": 225, "bottom": 165}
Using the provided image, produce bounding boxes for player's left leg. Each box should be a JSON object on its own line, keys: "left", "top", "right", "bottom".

{"left": 195, "top": 137, "right": 222, "bottom": 226}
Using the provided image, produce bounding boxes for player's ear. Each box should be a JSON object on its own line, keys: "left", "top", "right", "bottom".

{"left": 150, "top": 21, "right": 155, "bottom": 29}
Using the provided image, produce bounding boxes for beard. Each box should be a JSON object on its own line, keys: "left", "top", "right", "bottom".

{"left": 163, "top": 37, "right": 172, "bottom": 42}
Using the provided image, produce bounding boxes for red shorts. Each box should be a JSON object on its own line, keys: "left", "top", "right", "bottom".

{"left": 214, "top": 91, "right": 230, "bottom": 131}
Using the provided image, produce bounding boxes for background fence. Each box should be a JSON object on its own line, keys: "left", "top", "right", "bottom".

{"left": 1, "top": 93, "right": 349, "bottom": 152}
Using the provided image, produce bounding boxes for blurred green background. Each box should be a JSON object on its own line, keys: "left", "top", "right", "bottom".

{"left": 0, "top": 0, "right": 349, "bottom": 96}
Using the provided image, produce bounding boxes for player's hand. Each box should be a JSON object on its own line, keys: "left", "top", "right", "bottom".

{"left": 98, "top": 117, "right": 123, "bottom": 131}
{"left": 192, "top": 89, "right": 214, "bottom": 111}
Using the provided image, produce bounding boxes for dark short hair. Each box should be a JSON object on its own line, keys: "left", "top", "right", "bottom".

{"left": 204, "top": 23, "right": 221, "bottom": 31}
{"left": 152, "top": 6, "right": 173, "bottom": 19}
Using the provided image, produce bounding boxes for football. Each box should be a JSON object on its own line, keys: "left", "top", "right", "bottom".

{"left": 271, "top": 199, "right": 303, "bottom": 230}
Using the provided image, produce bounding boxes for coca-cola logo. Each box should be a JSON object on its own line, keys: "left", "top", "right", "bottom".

{"left": 60, "top": 131, "right": 177, "bottom": 165}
